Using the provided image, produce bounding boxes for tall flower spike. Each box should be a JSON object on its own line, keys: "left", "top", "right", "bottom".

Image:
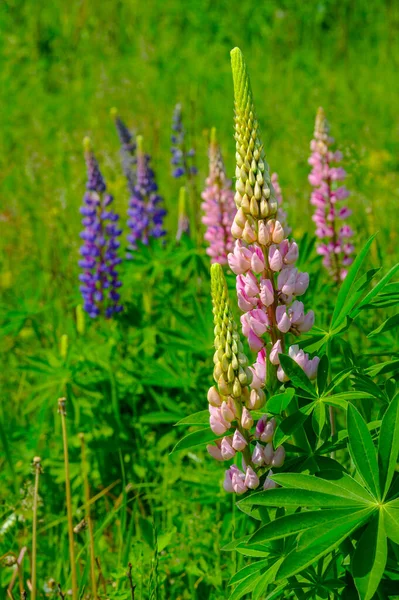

{"left": 201, "top": 128, "right": 236, "bottom": 264}
{"left": 228, "top": 48, "right": 318, "bottom": 393}
{"left": 170, "top": 103, "right": 197, "bottom": 179}
{"left": 79, "top": 138, "right": 123, "bottom": 318}
{"left": 111, "top": 108, "right": 136, "bottom": 196}
{"left": 126, "top": 135, "right": 166, "bottom": 257}
{"left": 309, "top": 107, "right": 354, "bottom": 282}
{"left": 176, "top": 186, "right": 190, "bottom": 241}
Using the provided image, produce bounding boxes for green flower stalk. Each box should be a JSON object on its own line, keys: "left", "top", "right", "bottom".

{"left": 230, "top": 48, "right": 277, "bottom": 241}
{"left": 207, "top": 264, "right": 281, "bottom": 494}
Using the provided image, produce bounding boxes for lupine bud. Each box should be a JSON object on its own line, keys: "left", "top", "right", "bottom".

{"left": 241, "top": 407, "right": 253, "bottom": 430}
{"left": 232, "top": 470, "right": 248, "bottom": 495}
{"left": 263, "top": 470, "right": 278, "bottom": 490}
{"left": 245, "top": 466, "right": 260, "bottom": 489}
{"left": 269, "top": 340, "right": 282, "bottom": 365}
{"left": 207, "top": 386, "right": 222, "bottom": 407}
{"left": 79, "top": 138, "right": 123, "bottom": 318}
{"left": 260, "top": 419, "right": 276, "bottom": 444}
{"left": 260, "top": 278, "right": 274, "bottom": 307}
{"left": 263, "top": 442, "right": 274, "bottom": 464}
{"left": 126, "top": 136, "right": 166, "bottom": 257}
{"left": 255, "top": 415, "right": 267, "bottom": 439}
{"left": 221, "top": 400, "right": 235, "bottom": 422}
{"left": 207, "top": 443, "right": 223, "bottom": 461}
{"left": 309, "top": 107, "right": 354, "bottom": 281}
{"left": 201, "top": 128, "right": 236, "bottom": 264}
{"left": 272, "top": 446, "right": 286, "bottom": 468}
{"left": 232, "top": 430, "right": 248, "bottom": 451}
{"left": 221, "top": 436, "right": 236, "bottom": 460}
{"left": 252, "top": 443, "right": 265, "bottom": 465}
{"left": 269, "top": 246, "right": 283, "bottom": 272}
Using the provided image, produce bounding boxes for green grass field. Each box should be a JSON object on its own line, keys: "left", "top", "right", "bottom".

{"left": 1, "top": 1, "right": 399, "bottom": 598}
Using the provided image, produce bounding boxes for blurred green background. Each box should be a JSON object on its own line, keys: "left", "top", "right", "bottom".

{"left": 1, "top": 1, "right": 399, "bottom": 598}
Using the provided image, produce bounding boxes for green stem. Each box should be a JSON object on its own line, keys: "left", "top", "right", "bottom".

{"left": 59, "top": 398, "right": 78, "bottom": 600}
{"left": 31, "top": 458, "right": 41, "bottom": 600}
{"left": 79, "top": 433, "right": 97, "bottom": 600}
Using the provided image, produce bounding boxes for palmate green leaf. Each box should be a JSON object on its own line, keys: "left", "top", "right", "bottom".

{"left": 252, "top": 559, "right": 284, "bottom": 600}
{"left": 250, "top": 508, "right": 357, "bottom": 544}
{"left": 368, "top": 313, "right": 399, "bottom": 338}
{"left": 229, "top": 559, "right": 269, "bottom": 585}
{"left": 228, "top": 568, "right": 265, "bottom": 600}
{"left": 271, "top": 472, "right": 373, "bottom": 504}
{"left": 378, "top": 394, "right": 399, "bottom": 499}
{"left": 322, "top": 390, "right": 375, "bottom": 408}
{"left": 383, "top": 507, "right": 399, "bottom": 545}
{"left": 298, "top": 507, "right": 374, "bottom": 550}
{"left": 353, "top": 512, "right": 387, "bottom": 600}
{"left": 330, "top": 234, "right": 377, "bottom": 331}
{"left": 175, "top": 410, "right": 209, "bottom": 426}
{"left": 312, "top": 402, "right": 326, "bottom": 438}
{"left": 266, "top": 388, "right": 295, "bottom": 414}
{"left": 276, "top": 509, "right": 372, "bottom": 582}
{"left": 238, "top": 486, "right": 366, "bottom": 510}
{"left": 366, "top": 359, "right": 399, "bottom": 378}
{"left": 273, "top": 402, "right": 315, "bottom": 448}
{"left": 347, "top": 404, "right": 380, "bottom": 499}
{"left": 278, "top": 354, "right": 317, "bottom": 397}
{"left": 352, "top": 263, "right": 399, "bottom": 317}
{"left": 170, "top": 428, "right": 217, "bottom": 453}
{"left": 324, "top": 367, "right": 353, "bottom": 395}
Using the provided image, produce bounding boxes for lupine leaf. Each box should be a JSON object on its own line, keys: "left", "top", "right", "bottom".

{"left": 229, "top": 559, "right": 269, "bottom": 585}
{"left": 324, "top": 367, "right": 353, "bottom": 394}
{"left": 352, "top": 263, "right": 399, "bottom": 317}
{"left": 249, "top": 508, "right": 356, "bottom": 544}
{"left": 383, "top": 508, "right": 399, "bottom": 545}
{"left": 368, "top": 314, "right": 399, "bottom": 338}
{"left": 276, "top": 511, "right": 369, "bottom": 581}
{"left": 330, "top": 234, "right": 377, "bottom": 331}
{"left": 298, "top": 507, "right": 374, "bottom": 550}
{"left": 366, "top": 359, "right": 399, "bottom": 377}
{"left": 353, "top": 512, "right": 387, "bottom": 600}
{"left": 278, "top": 354, "right": 317, "bottom": 397}
{"left": 266, "top": 388, "right": 295, "bottom": 414}
{"left": 170, "top": 428, "right": 218, "bottom": 453}
{"left": 347, "top": 404, "right": 380, "bottom": 499}
{"left": 252, "top": 559, "right": 284, "bottom": 600}
{"left": 175, "top": 410, "right": 209, "bottom": 426}
{"left": 273, "top": 402, "right": 315, "bottom": 447}
{"left": 378, "top": 394, "right": 399, "bottom": 498}
{"left": 238, "top": 487, "right": 365, "bottom": 509}
{"left": 271, "top": 473, "right": 373, "bottom": 504}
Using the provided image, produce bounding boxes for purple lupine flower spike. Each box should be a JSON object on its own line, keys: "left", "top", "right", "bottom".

{"left": 111, "top": 108, "right": 137, "bottom": 196}
{"left": 309, "top": 108, "right": 354, "bottom": 282}
{"left": 126, "top": 136, "right": 166, "bottom": 257}
{"left": 79, "top": 137, "right": 123, "bottom": 318}
{"left": 170, "top": 103, "right": 197, "bottom": 179}
{"left": 201, "top": 128, "right": 236, "bottom": 264}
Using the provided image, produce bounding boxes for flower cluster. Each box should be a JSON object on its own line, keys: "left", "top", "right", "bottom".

{"left": 206, "top": 264, "right": 285, "bottom": 494}
{"left": 170, "top": 103, "right": 197, "bottom": 179}
{"left": 309, "top": 107, "right": 354, "bottom": 281}
{"left": 271, "top": 172, "right": 291, "bottom": 236}
{"left": 126, "top": 136, "right": 166, "bottom": 257}
{"left": 112, "top": 108, "right": 136, "bottom": 196}
{"left": 79, "top": 138, "right": 123, "bottom": 318}
{"left": 228, "top": 48, "right": 318, "bottom": 386}
{"left": 201, "top": 128, "right": 236, "bottom": 264}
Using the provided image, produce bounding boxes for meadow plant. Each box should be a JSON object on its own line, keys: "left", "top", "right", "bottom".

{"left": 31, "top": 457, "right": 42, "bottom": 600}
{"left": 201, "top": 128, "right": 235, "bottom": 264}
{"left": 126, "top": 135, "right": 166, "bottom": 257}
{"left": 170, "top": 103, "right": 197, "bottom": 179}
{"left": 207, "top": 263, "right": 283, "bottom": 493}
{"left": 228, "top": 48, "right": 317, "bottom": 386}
{"left": 111, "top": 108, "right": 136, "bottom": 195}
{"left": 309, "top": 107, "right": 355, "bottom": 281}
{"left": 79, "top": 138, "right": 123, "bottom": 318}
{"left": 176, "top": 186, "right": 190, "bottom": 241}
